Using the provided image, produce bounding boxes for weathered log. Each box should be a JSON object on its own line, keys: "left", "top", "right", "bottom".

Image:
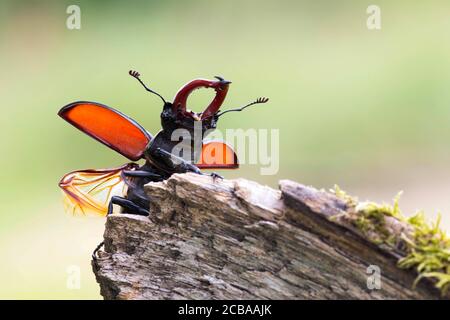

{"left": 92, "top": 173, "right": 447, "bottom": 299}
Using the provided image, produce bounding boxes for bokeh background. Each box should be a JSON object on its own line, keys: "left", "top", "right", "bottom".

{"left": 1, "top": 0, "right": 450, "bottom": 299}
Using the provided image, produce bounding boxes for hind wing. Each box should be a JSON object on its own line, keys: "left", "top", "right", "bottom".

{"left": 59, "top": 163, "right": 138, "bottom": 216}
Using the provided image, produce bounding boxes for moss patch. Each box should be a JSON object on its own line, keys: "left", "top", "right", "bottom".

{"left": 332, "top": 186, "right": 450, "bottom": 296}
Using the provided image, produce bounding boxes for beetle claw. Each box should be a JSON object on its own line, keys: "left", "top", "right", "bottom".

{"left": 210, "top": 172, "right": 223, "bottom": 181}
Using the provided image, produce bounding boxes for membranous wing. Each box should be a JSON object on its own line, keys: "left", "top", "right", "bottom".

{"left": 196, "top": 141, "right": 238, "bottom": 169}
{"left": 58, "top": 101, "right": 152, "bottom": 161}
{"left": 59, "top": 163, "right": 138, "bottom": 216}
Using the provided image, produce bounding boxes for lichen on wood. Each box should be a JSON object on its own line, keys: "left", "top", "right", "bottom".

{"left": 92, "top": 173, "right": 449, "bottom": 299}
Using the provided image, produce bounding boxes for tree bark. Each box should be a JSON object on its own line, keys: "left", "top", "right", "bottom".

{"left": 92, "top": 173, "right": 447, "bottom": 299}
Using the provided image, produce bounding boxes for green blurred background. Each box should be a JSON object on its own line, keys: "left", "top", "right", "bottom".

{"left": 1, "top": 0, "right": 450, "bottom": 299}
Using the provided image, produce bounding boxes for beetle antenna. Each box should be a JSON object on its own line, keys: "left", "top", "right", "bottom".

{"left": 129, "top": 70, "right": 166, "bottom": 104}
{"left": 216, "top": 97, "right": 269, "bottom": 117}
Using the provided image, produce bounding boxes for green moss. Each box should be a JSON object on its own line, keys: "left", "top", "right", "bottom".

{"left": 399, "top": 212, "right": 450, "bottom": 295}
{"left": 332, "top": 186, "right": 450, "bottom": 296}
{"left": 332, "top": 185, "right": 358, "bottom": 209}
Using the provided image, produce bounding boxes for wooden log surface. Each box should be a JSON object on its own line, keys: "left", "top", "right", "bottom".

{"left": 92, "top": 173, "right": 447, "bottom": 299}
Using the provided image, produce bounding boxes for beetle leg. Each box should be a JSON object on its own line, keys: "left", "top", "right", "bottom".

{"left": 122, "top": 170, "right": 163, "bottom": 179}
{"left": 154, "top": 147, "right": 202, "bottom": 175}
{"left": 153, "top": 148, "right": 224, "bottom": 181}
{"left": 93, "top": 196, "right": 149, "bottom": 266}
{"left": 92, "top": 241, "right": 105, "bottom": 268}
{"left": 108, "top": 196, "right": 149, "bottom": 216}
